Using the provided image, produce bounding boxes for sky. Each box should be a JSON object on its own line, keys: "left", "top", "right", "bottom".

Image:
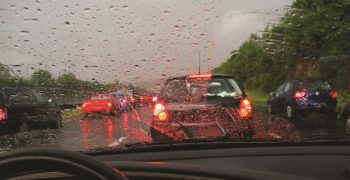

{"left": 0, "top": 0, "right": 292, "bottom": 87}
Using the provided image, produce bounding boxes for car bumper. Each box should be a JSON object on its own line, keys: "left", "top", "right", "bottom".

{"left": 82, "top": 107, "right": 112, "bottom": 113}
{"left": 151, "top": 119, "right": 253, "bottom": 140}
{"left": 294, "top": 103, "right": 335, "bottom": 112}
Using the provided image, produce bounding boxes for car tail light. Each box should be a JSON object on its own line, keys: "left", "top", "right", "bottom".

{"left": 329, "top": 89, "right": 337, "bottom": 99}
{"left": 107, "top": 102, "right": 113, "bottom": 107}
{"left": 0, "top": 108, "right": 7, "bottom": 121}
{"left": 153, "top": 102, "right": 168, "bottom": 121}
{"left": 82, "top": 103, "right": 89, "bottom": 107}
{"left": 239, "top": 98, "right": 252, "bottom": 119}
{"left": 158, "top": 111, "right": 168, "bottom": 121}
{"left": 154, "top": 103, "right": 165, "bottom": 116}
{"left": 293, "top": 89, "right": 306, "bottom": 99}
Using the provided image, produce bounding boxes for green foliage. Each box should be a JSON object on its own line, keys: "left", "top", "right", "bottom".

{"left": 0, "top": 63, "right": 13, "bottom": 86}
{"left": 30, "top": 69, "right": 55, "bottom": 87}
{"left": 56, "top": 72, "right": 82, "bottom": 89}
{"left": 214, "top": 0, "right": 350, "bottom": 92}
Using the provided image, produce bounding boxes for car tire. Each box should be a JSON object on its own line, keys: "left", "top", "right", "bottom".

{"left": 267, "top": 102, "right": 274, "bottom": 114}
{"left": 344, "top": 115, "right": 350, "bottom": 135}
{"left": 286, "top": 104, "right": 294, "bottom": 120}
{"left": 51, "top": 112, "right": 63, "bottom": 129}
{"left": 18, "top": 120, "right": 29, "bottom": 132}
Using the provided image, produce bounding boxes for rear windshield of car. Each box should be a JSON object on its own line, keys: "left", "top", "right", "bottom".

{"left": 299, "top": 81, "right": 331, "bottom": 90}
{"left": 162, "top": 77, "right": 242, "bottom": 101}
{"left": 91, "top": 95, "right": 111, "bottom": 100}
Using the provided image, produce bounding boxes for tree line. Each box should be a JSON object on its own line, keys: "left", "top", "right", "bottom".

{"left": 213, "top": 0, "right": 350, "bottom": 93}
{"left": 0, "top": 63, "right": 121, "bottom": 93}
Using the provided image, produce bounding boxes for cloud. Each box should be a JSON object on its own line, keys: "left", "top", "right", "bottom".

{"left": 218, "top": 10, "right": 264, "bottom": 39}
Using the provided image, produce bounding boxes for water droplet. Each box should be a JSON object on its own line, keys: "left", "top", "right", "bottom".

{"left": 24, "top": 18, "right": 39, "bottom": 22}
{"left": 20, "top": 30, "right": 30, "bottom": 34}
{"left": 163, "top": 10, "right": 170, "bottom": 15}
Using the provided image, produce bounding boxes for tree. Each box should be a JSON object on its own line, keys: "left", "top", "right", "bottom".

{"left": 30, "top": 69, "right": 55, "bottom": 87}
{"left": 56, "top": 72, "right": 81, "bottom": 89}
{"left": 214, "top": 0, "right": 350, "bottom": 92}
{"left": 0, "top": 63, "right": 12, "bottom": 85}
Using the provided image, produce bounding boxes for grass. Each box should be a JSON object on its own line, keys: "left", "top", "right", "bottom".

{"left": 245, "top": 90, "right": 268, "bottom": 113}
{"left": 62, "top": 109, "right": 82, "bottom": 121}
{"left": 246, "top": 90, "right": 268, "bottom": 106}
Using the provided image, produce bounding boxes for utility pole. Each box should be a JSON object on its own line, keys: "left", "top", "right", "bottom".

{"left": 198, "top": 51, "right": 201, "bottom": 75}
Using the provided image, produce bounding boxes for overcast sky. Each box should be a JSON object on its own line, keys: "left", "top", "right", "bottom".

{"left": 0, "top": 0, "right": 292, "bottom": 87}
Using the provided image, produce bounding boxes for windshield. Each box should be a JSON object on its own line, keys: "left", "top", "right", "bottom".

{"left": 0, "top": 0, "right": 349, "bottom": 152}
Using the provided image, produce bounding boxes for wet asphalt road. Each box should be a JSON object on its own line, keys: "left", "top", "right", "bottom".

{"left": 60, "top": 106, "right": 155, "bottom": 150}
{"left": 0, "top": 105, "right": 339, "bottom": 151}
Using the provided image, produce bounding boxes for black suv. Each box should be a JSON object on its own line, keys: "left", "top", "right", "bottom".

{"left": 267, "top": 80, "right": 337, "bottom": 119}
{"left": 150, "top": 74, "right": 254, "bottom": 141}
{"left": 0, "top": 86, "right": 62, "bottom": 134}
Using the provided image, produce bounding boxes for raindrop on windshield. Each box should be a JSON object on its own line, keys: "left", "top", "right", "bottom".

{"left": 163, "top": 10, "right": 170, "bottom": 15}
{"left": 20, "top": 30, "right": 30, "bottom": 34}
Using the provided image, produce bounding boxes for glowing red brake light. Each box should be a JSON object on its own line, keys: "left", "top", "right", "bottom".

{"left": 153, "top": 102, "right": 168, "bottom": 121}
{"left": 293, "top": 89, "right": 306, "bottom": 99}
{"left": 188, "top": 74, "right": 212, "bottom": 78}
{"left": 329, "top": 89, "right": 337, "bottom": 99}
{"left": 158, "top": 111, "right": 168, "bottom": 121}
{"left": 154, "top": 103, "right": 165, "bottom": 116}
{"left": 0, "top": 108, "right": 7, "bottom": 121}
{"left": 239, "top": 98, "right": 252, "bottom": 119}
{"left": 107, "top": 102, "right": 113, "bottom": 107}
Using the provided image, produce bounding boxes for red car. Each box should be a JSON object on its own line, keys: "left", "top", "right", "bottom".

{"left": 82, "top": 94, "right": 121, "bottom": 116}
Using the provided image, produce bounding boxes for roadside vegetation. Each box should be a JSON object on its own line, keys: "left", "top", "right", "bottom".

{"left": 214, "top": 0, "right": 350, "bottom": 95}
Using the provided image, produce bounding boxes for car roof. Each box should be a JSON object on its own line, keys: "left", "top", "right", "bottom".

{"left": 166, "top": 74, "right": 234, "bottom": 82}
{"left": 287, "top": 80, "right": 328, "bottom": 84}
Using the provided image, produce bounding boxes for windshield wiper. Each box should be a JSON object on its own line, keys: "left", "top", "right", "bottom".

{"left": 172, "top": 119, "right": 194, "bottom": 139}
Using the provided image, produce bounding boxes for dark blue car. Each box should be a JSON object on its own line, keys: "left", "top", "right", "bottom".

{"left": 267, "top": 80, "right": 337, "bottom": 119}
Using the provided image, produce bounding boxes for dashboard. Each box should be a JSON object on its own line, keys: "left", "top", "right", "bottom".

{"left": 2, "top": 144, "right": 350, "bottom": 180}
{"left": 95, "top": 145, "right": 350, "bottom": 180}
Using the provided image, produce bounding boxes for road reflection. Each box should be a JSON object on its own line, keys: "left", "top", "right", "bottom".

{"left": 80, "top": 119, "right": 89, "bottom": 149}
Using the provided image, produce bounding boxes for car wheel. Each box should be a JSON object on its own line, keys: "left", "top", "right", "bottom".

{"left": 286, "top": 105, "right": 294, "bottom": 119}
{"left": 267, "top": 102, "right": 274, "bottom": 114}
{"left": 51, "top": 112, "right": 63, "bottom": 129}
{"left": 344, "top": 115, "right": 350, "bottom": 135}
{"left": 19, "top": 121, "right": 29, "bottom": 132}
{"left": 18, "top": 113, "right": 30, "bottom": 132}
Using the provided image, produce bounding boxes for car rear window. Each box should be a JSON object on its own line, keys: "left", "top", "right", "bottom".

{"left": 91, "top": 95, "right": 111, "bottom": 100}
{"left": 299, "top": 81, "right": 331, "bottom": 90}
{"left": 162, "top": 77, "right": 242, "bottom": 101}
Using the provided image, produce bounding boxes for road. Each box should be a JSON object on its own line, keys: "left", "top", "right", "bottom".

{"left": 0, "top": 105, "right": 338, "bottom": 151}
{"left": 59, "top": 106, "right": 155, "bottom": 151}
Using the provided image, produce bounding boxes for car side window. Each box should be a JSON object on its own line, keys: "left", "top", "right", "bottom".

{"left": 284, "top": 83, "right": 293, "bottom": 92}
{"left": 275, "top": 83, "right": 287, "bottom": 96}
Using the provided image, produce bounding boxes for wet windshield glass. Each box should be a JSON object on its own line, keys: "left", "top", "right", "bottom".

{"left": 0, "top": 0, "right": 349, "bottom": 152}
